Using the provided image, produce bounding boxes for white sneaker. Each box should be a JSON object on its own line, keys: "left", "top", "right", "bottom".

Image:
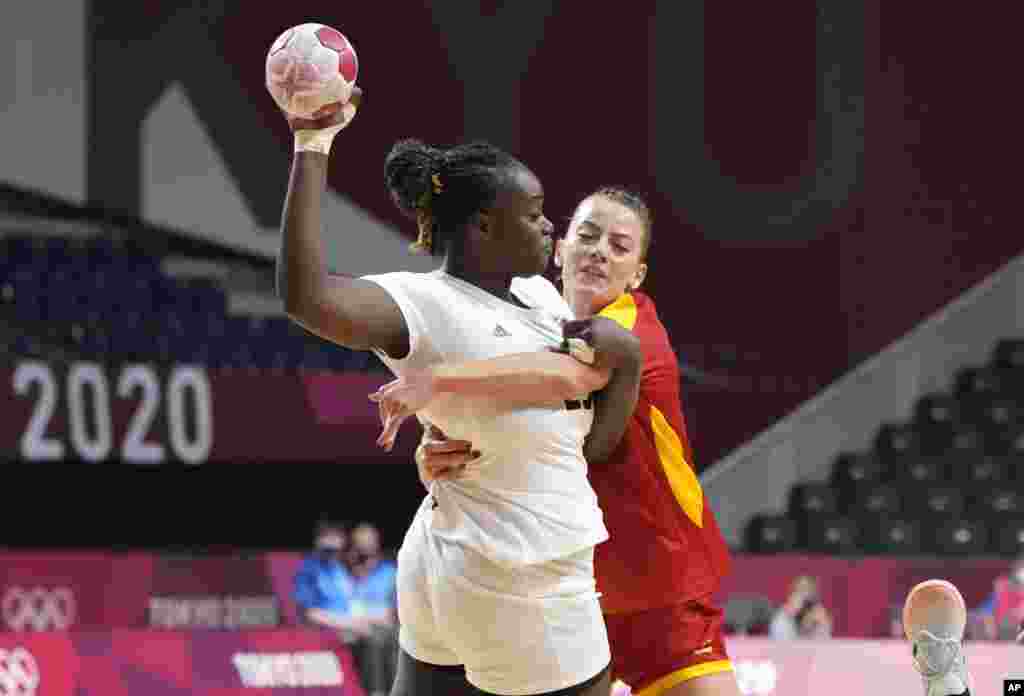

{"left": 903, "top": 579, "right": 971, "bottom": 696}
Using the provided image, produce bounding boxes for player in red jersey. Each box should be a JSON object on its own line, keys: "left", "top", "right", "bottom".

{"left": 373, "top": 188, "right": 739, "bottom": 696}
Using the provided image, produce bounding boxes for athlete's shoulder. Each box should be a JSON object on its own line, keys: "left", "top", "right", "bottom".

{"left": 361, "top": 269, "right": 443, "bottom": 286}
{"left": 629, "top": 290, "right": 662, "bottom": 322}
{"left": 361, "top": 269, "right": 450, "bottom": 299}
{"left": 596, "top": 291, "right": 668, "bottom": 334}
{"left": 630, "top": 292, "right": 674, "bottom": 340}
{"left": 597, "top": 292, "right": 640, "bottom": 331}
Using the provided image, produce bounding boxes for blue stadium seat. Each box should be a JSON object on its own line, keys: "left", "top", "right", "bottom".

{"left": 2, "top": 237, "right": 35, "bottom": 264}
{"left": 171, "top": 278, "right": 227, "bottom": 317}
{"left": 78, "top": 327, "right": 112, "bottom": 357}
{"left": 301, "top": 347, "right": 331, "bottom": 371}
{"left": 36, "top": 237, "right": 72, "bottom": 268}
{"left": 326, "top": 349, "right": 351, "bottom": 371}
{"left": 12, "top": 334, "right": 39, "bottom": 356}
{"left": 4, "top": 271, "right": 44, "bottom": 320}
{"left": 149, "top": 276, "right": 184, "bottom": 312}
{"left": 43, "top": 291, "right": 90, "bottom": 323}
{"left": 268, "top": 348, "right": 292, "bottom": 372}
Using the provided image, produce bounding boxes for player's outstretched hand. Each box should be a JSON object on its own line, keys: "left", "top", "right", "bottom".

{"left": 284, "top": 86, "right": 363, "bottom": 133}
{"left": 370, "top": 368, "right": 438, "bottom": 451}
{"left": 416, "top": 425, "right": 477, "bottom": 489}
{"left": 374, "top": 396, "right": 412, "bottom": 452}
{"left": 369, "top": 368, "right": 436, "bottom": 413}
{"left": 562, "top": 316, "right": 641, "bottom": 371}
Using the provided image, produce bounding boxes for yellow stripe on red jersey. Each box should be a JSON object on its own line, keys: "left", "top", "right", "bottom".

{"left": 649, "top": 404, "right": 703, "bottom": 528}
{"left": 594, "top": 292, "right": 731, "bottom": 615}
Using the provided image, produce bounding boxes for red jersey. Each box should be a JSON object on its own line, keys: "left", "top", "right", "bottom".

{"left": 593, "top": 291, "right": 731, "bottom": 615}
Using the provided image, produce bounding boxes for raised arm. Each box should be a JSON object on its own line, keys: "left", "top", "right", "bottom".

{"left": 276, "top": 92, "right": 410, "bottom": 359}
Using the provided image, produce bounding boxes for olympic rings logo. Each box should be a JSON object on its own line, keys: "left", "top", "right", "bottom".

{"left": 0, "top": 647, "right": 40, "bottom": 696}
{"left": 1, "top": 587, "right": 76, "bottom": 632}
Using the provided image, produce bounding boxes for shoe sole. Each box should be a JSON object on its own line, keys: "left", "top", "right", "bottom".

{"left": 902, "top": 579, "right": 967, "bottom": 641}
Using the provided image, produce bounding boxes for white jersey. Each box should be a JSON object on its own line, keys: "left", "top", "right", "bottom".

{"left": 362, "top": 269, "right": 608, "bottom": 566}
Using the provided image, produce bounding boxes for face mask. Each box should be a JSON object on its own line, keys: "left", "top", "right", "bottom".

{"left": 351, "top": 550, "right": 374, "bottom": 566}
{"left": 316, "top": 545, "right": 342, "bottom": 560}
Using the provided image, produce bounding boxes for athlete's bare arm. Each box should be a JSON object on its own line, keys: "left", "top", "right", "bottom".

{"left": 583, "top": 358, "right": 641, "bottom": 464}
{"left": 409, "top": 350, "right": 640, "bottom": 474}
{"left": 276, "top": 91, "right": 411, "bottom": 359}
{"left": 430, "top": 351, "right": 611, "bottom": 403}
{"left": 408, "top": 348, "right": 639, "bottom": 465}
{"left": 372, "top": 317, "right": 641, "bottom": 451}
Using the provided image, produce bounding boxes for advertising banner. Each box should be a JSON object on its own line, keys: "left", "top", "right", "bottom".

{"left": 726, "top": 637, "right": 1022, "bottom": 695}
{"left": 0, "top": 629, "right": 366, "bottom": 696}
{"left": 1, "top": 551, "right": 1019, "bottom": 639}
{"left": 0, "top": 361, "right": 405, "bottom": 465}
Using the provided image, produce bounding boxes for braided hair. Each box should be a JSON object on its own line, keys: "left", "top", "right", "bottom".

{"left": 384, "top": 139, "right": 526, "bottom": 257}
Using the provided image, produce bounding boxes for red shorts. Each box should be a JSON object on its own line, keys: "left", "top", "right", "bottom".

{"left": 605, "top": 597, "right": 733, "bottom": 696}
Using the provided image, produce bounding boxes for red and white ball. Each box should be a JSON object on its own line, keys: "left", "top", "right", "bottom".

{"left": 265, "top": 23, "right": 359, "bottom": 119}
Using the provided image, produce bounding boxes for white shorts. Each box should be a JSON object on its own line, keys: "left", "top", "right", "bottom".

{"left": 396, "top": 502, "right": 611, "bottom": 695}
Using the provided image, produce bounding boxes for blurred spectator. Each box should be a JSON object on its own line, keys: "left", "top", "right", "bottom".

{"left": 345, "top": 523, "right": 398, "bottom": 696}
{"left": 345, "top": 523, "right": 397, "bottom": 622}
{"left": 795, "top": 596, "right": 832, "bottom": 639}
{"left": 972, "top": 555, "right": 1024, "bottom": 640}
{"left": 888, "top": 604, "right": 904, "bottom": 639}
{"left": 292, "top": 520, "right": 397, "bottom": 696}
{"left": 293, "top": 521, "right": 364, "bottom": 633}
{"left": 770, "top": 575, "right": 818, "bottom": 639}
{"left": 722, "top": 595, "right": 776, "bottom": 635}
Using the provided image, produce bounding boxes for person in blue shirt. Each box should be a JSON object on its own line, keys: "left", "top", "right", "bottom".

{"left": 293, "top": 520, "right": 397, "bottom": 696}
{"left": 345, "top": 522, "right": 398, "bottom": 625}
{"left": 346, "top": 522, "right": 398, "bottom": 696}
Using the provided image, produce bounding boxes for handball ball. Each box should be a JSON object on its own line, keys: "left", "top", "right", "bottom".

{"left": 266, "top": 23, "right": 358, "bottom": 119}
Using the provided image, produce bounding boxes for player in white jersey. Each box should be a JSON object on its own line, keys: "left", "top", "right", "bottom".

{"left": 275, "top": 92, "right": 643, "bottom": 696}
